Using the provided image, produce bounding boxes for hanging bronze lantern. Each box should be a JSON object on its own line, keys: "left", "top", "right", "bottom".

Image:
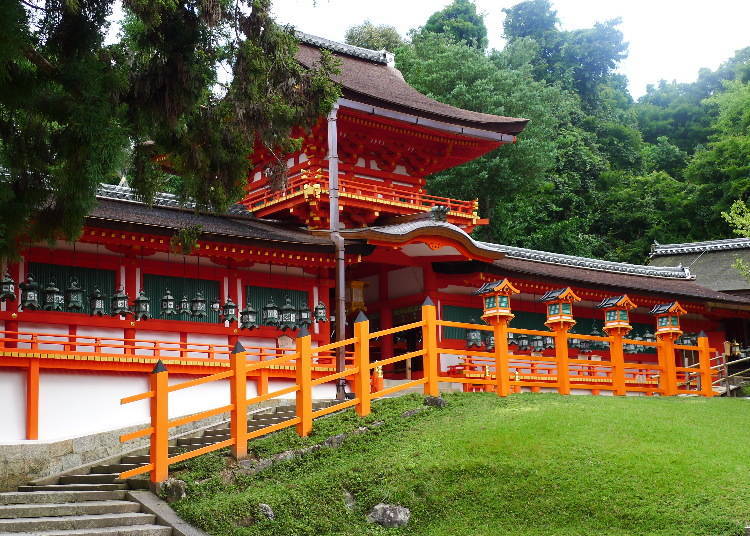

{"left": 297, "top": 301, "right": 312, "bottom": 328}
{"left": 20, "top": 274, "right": 40, "bottom": 310}
{"left": 88, "top": 288, "right": 106, "bottom": 316}
{"left": 485, "top": 334, "right": 495, "bottom": 351}
{"left": 314, "top": 301, "right": 328, "bottom": 323}
{"left": 279, "top": 297, "right": 298, "bottom": 331}
{"left": 111, "top": 287, "right": 130, "bottom": 316}
{"left": 210, "top": 297, "right": 221, "bottom": 314}
{"left": 179, "top": 295, "right": 190, "bottom": 315}
{"left": 133, "top": 290, "right": 151, "bottom": 320}
{"left": 190, "top": 291, "right": 207, "bottom": 318}
{"left": 221, "top": 297, "right": 237, "bottom": 323}
{"left": 240, "top": 304, "right": 258, "bottom": 330}
{"left": 0, "top": 272, "right": 16, "bottom": 302}
{"left": 466, "top": 319, "right": 483, "bottom": 348}
{"left": 263, "top": 297, "right": 280, "bottom": 327}
{"left": 65, "top": 277, "right": 85, "bottom": 311}
{"left": 161, "top": 289, "right": 177, "bottom": 316}
{"left": 43, "top": 280, "right": 64, "bottom": 311}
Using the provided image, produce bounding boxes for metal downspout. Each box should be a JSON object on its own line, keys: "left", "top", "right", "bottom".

{"left": 327, "top": 102, "right": 347, "bottom": 400}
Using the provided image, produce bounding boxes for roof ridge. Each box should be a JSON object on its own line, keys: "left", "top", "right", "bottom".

{"left": 650, "top": 237, "right": 750, "bottom": 256}
{"left": 295, "top": 31, "right": 393, "bottom": 65}
{"left": 95, "top": 183, "right": 251, "bottom": 216}
{"left": 477, "top": 241, "right": 693, "bottom": 280}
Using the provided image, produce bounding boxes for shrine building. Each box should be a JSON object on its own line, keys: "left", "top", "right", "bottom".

{"left": 1, "top": 33, "right": 749, "bottom": 446}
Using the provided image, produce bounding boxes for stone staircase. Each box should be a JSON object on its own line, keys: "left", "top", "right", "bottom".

{"left": 0, "top": 402, "right": 329, "bottom": 535}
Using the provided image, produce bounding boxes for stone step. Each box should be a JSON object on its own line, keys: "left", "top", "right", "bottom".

{"left": 0, "top": 491, "right": 127, "bottom": 506}
{"left": 58, "top": 475, "right": 123, "bottom": 486}
{"left": 7, "top": 525, "right": 171, "bottom": 536}
{"left": 17, "top": 484, "right": 128, "bottom": 493}
{"left": 0, "top": 511, "right": 155, "bottom": 532}
{"left": 0, "top": 500, "right": 140, "bottom": 519}
{"left": 119, "top": 455, "right": 150, "bottom": 465}
{"left": 88, "top": 464, "right": 143, "bottom": 475}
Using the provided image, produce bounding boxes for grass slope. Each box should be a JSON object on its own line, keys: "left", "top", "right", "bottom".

{"left": 173, "top": 393, "right": 750, "bottom": 536}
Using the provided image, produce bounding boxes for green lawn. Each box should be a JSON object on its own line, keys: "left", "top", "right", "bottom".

{"left": 173, "top": 393, "right": 750, "bottom": 536}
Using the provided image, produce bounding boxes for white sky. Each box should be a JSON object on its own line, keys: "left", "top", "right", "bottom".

{"left": 271, "top": 0, "right": 750, "bottom": 98}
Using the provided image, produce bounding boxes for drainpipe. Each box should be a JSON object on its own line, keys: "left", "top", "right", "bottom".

{"left": 327, "top": 102, "right": 347, "bottom": 400}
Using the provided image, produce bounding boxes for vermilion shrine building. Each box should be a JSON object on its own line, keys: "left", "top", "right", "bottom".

{"left": 1, "top": 34, "right": 748, "bottom": 445}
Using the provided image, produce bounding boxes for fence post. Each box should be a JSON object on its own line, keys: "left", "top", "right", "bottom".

{"left": 493, "top": 321, "right": 510, "bottom": 397}
{"left": 230, "top": 341, "right": 248, "bottom": 459}
{"left": 353, "top": 311, "right": 372, "bottom": 417}
{"left": 656, "top": 337, "right": 677, "bottom": 396}
{"left": 697, "top": 332, "right": 714, "bottom": 397}
{"left": 295, "top": 327, "right": 313, "bottom": 437}
{"left": 149, "top": 360, "right": 169, "bottom": 484}
{"left": 421, "top": 297, "right": 439, "bottom": 397}
{"left": 609, "top": 333, "right": 626, "bottom": 396}
{"left": 26, "top": 358, "right": 40, "bottom": 440}
{"left": 553, "top": 327, "right": 570, "bottom": 395}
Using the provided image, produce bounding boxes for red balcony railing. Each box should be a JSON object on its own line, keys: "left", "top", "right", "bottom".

{"left": 242, "top": 175, "right": 478, "bottom": 218}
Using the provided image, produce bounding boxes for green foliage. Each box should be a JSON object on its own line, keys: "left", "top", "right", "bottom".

{"left": 344, "top": 21, "right": 404, "bottom": 52}
{"left": 0, "top": 0, "right": 340, "bottom": 259}
{"left": 722, "top": 200, "right": 750, "bottom": 280}
{"left": 174, "top": 393, "right": 750, "bottom": 535}
{"left": 642, "top": 136, "right": 688, "bottom": 177}
{"left": 170, "top": 224, "right": 203, "bottom": 255}
{"left": 421, "top": 0, "right": 488, "bottom": 51}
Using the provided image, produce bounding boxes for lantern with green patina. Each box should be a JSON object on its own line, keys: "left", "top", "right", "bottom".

{"left": 240, "top": 304, "right": 258, "bottom": 330}
{"left": 279, "top": 297, "right": 298, "bottom": 331}
{"left": 161, "top": 289, "right": 177, "bottom": 316}
{"left": 314, "top": 301, "right": 328, "bottom": 323}
{"left": 89, "top": 288, "right": 106, "bottom": 316}
{"left": 221, "top": 297, "right": 237, "bottom": 323}
{"left": 65, "top": 277, "right": 85, "bottom": 311}
{"left": 111, "top": 287, "right": 130, "bottom": 316}
{"left": 1, "top": 272, "right": 16, "bottom": 302}
{"left": 263, "top": 297, "right": 280, "bottom": 327}
{"left": 133, "top": 290, "right": 151, "bottom": 320}
{"left": 43, "top": 280, "right": 64, "bottom": 311}
{"left": 190, "top": 291, "right": 207, "bottom": 318}
{"left": 20, "top": 275, "right": 40, "bottom": 310}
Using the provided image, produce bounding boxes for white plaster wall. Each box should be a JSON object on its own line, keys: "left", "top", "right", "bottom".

{"left": 388, "top": 267, "right": 423, "bottom": 300}
{"left": 38, "top": 373, "right": 150, "bottom": 441}
{"left": 267, "top": 379, "right": 337, "bottom": 400}
{"left": 135, "top": 330, "right": 180, "bottom": 358}
{"left": 186, "top": 333, "right": 228, "bottom": 360}
{"left": 75, "top": 327, "right": 125, "bottom": 354}
{"left": 239, "top": 337, "right": 276, "bottom": 361}
{"left": 18, "top": 323, "right": 69, "bottom": 351}
{"left": 0, "top": 371, "right": 26, "bottom": 441}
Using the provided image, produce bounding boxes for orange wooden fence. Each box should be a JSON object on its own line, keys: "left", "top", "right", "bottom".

{"left": 118, "top": 300, "right": 717, "bottom": 483}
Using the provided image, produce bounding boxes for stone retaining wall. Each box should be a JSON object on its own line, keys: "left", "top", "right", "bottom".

{"left": 0, "top": 400, "right": 287, "bottom": 491}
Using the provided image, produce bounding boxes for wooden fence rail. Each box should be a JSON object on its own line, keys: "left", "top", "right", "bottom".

{"left": 118, "top": 299, "right": 717, "bottom": 483}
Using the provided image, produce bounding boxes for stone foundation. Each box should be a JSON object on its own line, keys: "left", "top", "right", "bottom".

{"left": 0, "top": 399, "right": 287, "bottom": 491}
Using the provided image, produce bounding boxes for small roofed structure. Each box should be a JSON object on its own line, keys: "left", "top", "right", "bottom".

{"left": 473, "top": 279, "right": 519, "bottom": 324}
{"left": 596, "top": 295, "right": 637, "bottom": 335}
{"left": 540, "top": 287, "right": 581, "bottom": 330}
{"left": 650, "top": 301, "right": 687, "bottom": 339}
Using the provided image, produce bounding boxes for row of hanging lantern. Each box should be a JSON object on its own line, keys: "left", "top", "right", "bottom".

{"left": 468, "top": 281, "right": 691, "bottom": 352}
{"left": 2, "top": 273, "right": 328, "bottom": 331}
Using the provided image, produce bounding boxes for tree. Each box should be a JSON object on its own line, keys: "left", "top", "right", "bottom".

{"left": 502, "top": 0, "right": 627, "bottom": 107}
{"left": 685, "top": 79, "right": 750, "bottom": 234}
{"left": 422, "top": 0, "right": 488, "bottom": 51}
{"left": 642, "top": 136, "right": 687, "bottom": 178}
{"left": 344, "top": 21, "right": 403, "bottom": 52}
{"left": 0, "top": 1, "right": 340, "bottom": 259}
{"left": 722, "top": 200, "right": 750, "bottom": 280}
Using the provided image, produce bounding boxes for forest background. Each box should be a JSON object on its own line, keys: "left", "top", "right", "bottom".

{"left": 345, "top": 0, "right": 750, "bottom": 264}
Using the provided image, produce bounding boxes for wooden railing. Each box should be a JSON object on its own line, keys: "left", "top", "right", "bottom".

{"left": 118, "top": 301, "right": 718, "bottom": 483}
{"left": 438, "top": 322, "right": 717, "bottom": 397}
{"left": 242, "top": 174, "right": 478, "bottom": 217}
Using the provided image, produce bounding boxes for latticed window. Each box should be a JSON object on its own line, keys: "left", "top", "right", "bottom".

{"left": 561, "top": 303, "right": 572, "bottom": 314}
{"left": 484, "top": 296, "right": 496, "bottom": 308}
{"left": 548, "top": 304, "right": 560, "bottom": 315}
{"left": 28, "top": 262, "right": 115, "bottom": 315}
{"left": 606, "top": 310, "right": 617, "bottom": 321}
{"left": 619, "top": 310, "right": 628, "bottom": 321}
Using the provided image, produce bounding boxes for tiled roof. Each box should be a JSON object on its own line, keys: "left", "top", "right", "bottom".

{"left": 91, "top": 184, "right": 331, "bottom": 247}
{"left": 484, "top": 242, "right": 693, "bottom": 280}
{"left": 650, "top": 238, "right": 750, "bottom": 256}
{"left": 295, "top": 35, "right": 528, "bottom": 135}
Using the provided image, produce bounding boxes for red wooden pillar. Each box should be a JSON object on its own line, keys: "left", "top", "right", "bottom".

{"left": 67, "top": 325, "right": 77, "bottom": 353}
{"left": 124, "top": 328, "right": 136, "bottom": 355}
{"left": 26, "top": 359, "right": 40, "bottom": 440}
{"left": 378, "top": 269, "right": 393, "bottom": 361}
{"left": 5, "top": 319, "right": 18, "bottom": 349}
{"left": 124, "top": 258, "right": 137, "bottom": 298}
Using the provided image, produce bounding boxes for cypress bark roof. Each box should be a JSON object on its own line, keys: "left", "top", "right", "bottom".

{"left": 295, "top": 32, "right": 529, "bottom": 135}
